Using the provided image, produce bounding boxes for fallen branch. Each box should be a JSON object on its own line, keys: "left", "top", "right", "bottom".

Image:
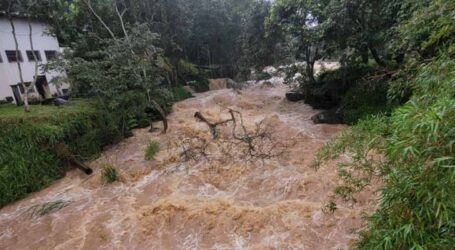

{"left": 189, "top": 109, "right": 290, "bottom": 163}
{"left": 194, "top": 111, "right": 234, "bottom": 139}
{"left": 151, "top": 100, "right": 168, "bottom": 134}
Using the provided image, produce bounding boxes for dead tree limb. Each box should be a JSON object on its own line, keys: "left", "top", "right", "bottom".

{"left": 191, "top": 110, "right": 290, "bottom": 163}
{"left": 194, "top": 112, "right": 234, "bottom": 139}
{"left": 151, "top": 100, "right": 168, "bottom": 134}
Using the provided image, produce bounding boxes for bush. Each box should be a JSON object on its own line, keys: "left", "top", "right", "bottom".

{"left": 170, "top": 86, "right": 193, "bottom": 102}
{"left": 255, "top": 71, "right": 272, "bottom": 81}
{"left": 178, "top": 60, "right": 200, "bottom": 81}
{"left": 145, "top": 140, "right": 160, "bottom": 160}
{"left": 316, "top": 56, "right": 455, "bottom": 249}
{"left": 101, "top": 164, "right": 117, "bottom": 184}
{"left": 103, "top": 90, "right": 149, "bottom": 136}
{"left": 0, "top": 100, "right": 120, "bottom": 207}
{"left": 358, "top": 57, "right": 455, "bottom": 249}
{"left": 294, "top": 64, "right": 376, "bottom": 110}
{"left": 188, "top": 77, "right": 210, "bottom": 93}
{"left": 341, "top": 77, "right": 391, "bottom": 124}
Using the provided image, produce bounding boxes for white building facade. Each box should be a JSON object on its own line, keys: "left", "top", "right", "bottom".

{"left": 0, "top": 17, "right": 66, "bottom": 104}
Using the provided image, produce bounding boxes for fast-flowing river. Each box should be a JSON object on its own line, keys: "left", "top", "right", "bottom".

{"left": 0, "top": 81, "right": 377, "bottom": 249}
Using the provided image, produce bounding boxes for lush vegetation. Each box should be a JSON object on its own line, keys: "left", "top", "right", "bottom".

{"left": 0, "top": 0, "right": 270, "bottom": 205}
{"left": 1, "top": 0, "right": 454, "bottom": 248}
{"left": 101, "top": 164, "right": 118, "bottom": 184}
{"left": 145, "top": 140, "right": 160, "bottom": 161}
{"left": 0, "top": 100, "right": 120, "bottom": 206}
{"left": 316, "top": 55, "right": 455, "bottom": 249}
{"left": 286, "top": 0, "right": 455, "bottom": 248}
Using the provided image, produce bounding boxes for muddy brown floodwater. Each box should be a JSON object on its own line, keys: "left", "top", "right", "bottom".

{"left": 0, "top": 82, "right": 377, "bottom": 250}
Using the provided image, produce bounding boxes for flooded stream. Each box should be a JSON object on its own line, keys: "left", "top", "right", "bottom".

{"left": 0, "top": 81, "right": 377, "bottom": 249}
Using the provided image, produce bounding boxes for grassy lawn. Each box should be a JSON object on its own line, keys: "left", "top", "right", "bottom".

{"left": 0, "top": 99, "right": 95, "bottom": 122}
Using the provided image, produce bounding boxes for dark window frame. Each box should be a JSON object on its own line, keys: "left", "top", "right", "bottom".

{"left": 44, "top": 50, "right": 57, "bottom": 61}
{"left": 26, "top": 50, "right": 42, "bottom": 62}
{"left": 5, "top": 50, "right": 23, "bottom": 62}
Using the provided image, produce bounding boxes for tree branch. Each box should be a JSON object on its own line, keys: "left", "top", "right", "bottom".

{"left": 83, "top": 0, "right": 117, "bottom": 41}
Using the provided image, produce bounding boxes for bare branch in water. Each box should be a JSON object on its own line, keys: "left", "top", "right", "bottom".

{"left": 187, "top": 110, "right": 292, "bottom": 164}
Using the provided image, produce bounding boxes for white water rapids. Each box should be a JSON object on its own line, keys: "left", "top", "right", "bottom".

{"left": 0, "top": 80, "right": 377, "bottom": 249}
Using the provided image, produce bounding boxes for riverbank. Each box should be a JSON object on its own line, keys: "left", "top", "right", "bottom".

{"left": 0, "top": 99, "right": 120, "bottom": 206}
{"left": 0, "top": 83, "right": 378, "bottom": 249}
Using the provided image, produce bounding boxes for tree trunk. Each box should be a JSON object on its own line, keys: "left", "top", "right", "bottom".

{"left": 84, "top": 0, "right": 117, "bottom": 41}
{"left": 369, "top": 45, "right": 387, "bottom": 67}
{"left": 150, "top": 100, "right": 168, "bottom": 134}
{"left": 27, "top": 16, "right": 39, "bottom": 105}
{"left": 361, "top": 45, "right": 369, "bottom": 64}
{"left": 8, "top": 17, "right": 29, "bottom": 112}
{"left": 306, "top": 60, "right": 316, "bottom": 83}
{"left": 56, "top": 85, "right": 63, "bottom": 96}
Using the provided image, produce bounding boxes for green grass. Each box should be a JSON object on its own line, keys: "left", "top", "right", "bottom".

{"left": 145, "top": 140, "right": 160, "bottom": 160}
{"left": 0, "top": 99, "right": 94, "bottom": 122}
{"left": 0, "top": 98, "right": 121, "bottom": 207}
{"left": 27, "top": 200, "right": 70, "bottom": 218}
{"left": 101, "top": 164, "right": 118, "bottom": 184}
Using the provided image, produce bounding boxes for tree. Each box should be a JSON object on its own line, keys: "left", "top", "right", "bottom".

{"left": 3, "top": 0, "right": 43, "bottom": 112}
{"left": 80, "top": 0, "right": 169, "bottom": 133}
{"left": 238, "top": 0, "right": 275, "bottom": 69}
{"left": 267, "top": 0, "right": 327, "bottom": 83}
{"left": 322, "top": 0, "right": 409, "bottom": 66}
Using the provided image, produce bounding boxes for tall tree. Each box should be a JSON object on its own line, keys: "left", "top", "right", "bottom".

{"left": 3, "top": 0, "right": 43, "bottom": 112}
{"left": 267, "top": 0, "right": 328, "bottom": 82}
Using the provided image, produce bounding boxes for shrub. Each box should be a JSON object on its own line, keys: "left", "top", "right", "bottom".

{"left": 294, "top": 64, "right": 376, "bottom": 110}
{"left": 256, "top": 71, "right": 272, "bottom": 81}
{"left": 145, "top": 140, "right": 160, "bottom": 160}
{"left": 0, "top": 99, "right": 120, "bottom": 207}
{"left": 188, "top": 77, "right": 210, "bottom": 93}
{"left": 178, "top": 60, "right": 200, "bottom": 80}
{"left": 104, "top": 90, "right": 149, "bottom": 136}
{"left": 316, "top": 56, "right": 455, "bottom": 249}
{"left": 341, "top": 77, "right": 391, "bottom": 124}
{"left": 101, "top": 164, "right": 117, "bottom": 184}
{"left": 171, "top": 86, "right": 193, "bottom": 102}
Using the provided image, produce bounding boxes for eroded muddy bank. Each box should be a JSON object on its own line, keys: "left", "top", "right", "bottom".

{"left": 0, "top": 83, "right": 377, "bottom": 249}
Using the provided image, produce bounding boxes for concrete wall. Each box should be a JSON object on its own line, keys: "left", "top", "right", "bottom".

{"left": 0, "top": 17, "right": 66, "bottom": 102}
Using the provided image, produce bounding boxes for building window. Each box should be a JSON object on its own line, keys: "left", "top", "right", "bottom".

{"left": 26, "top": 50, "right": 42, "bottom": 62}
{"left": 5, "top": 50, "right": 23, "bottom": 62}
{"left": 44, "top": 50, "right": 57, "bottom": 61}
{"left": 0, "top": 53, "right": 3, "bottom": 63}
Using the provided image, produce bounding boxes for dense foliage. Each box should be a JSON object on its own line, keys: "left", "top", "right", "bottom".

{"left": 303, "top": 0, "right": 455, "bottom": 248}
{"left": 1, "top": 0, "right": 454, "bottom": 248}
{"left": 0, "top": 101, "right": 119, "bottom": 206}
{"left": 38, "top": 0, "right": 275, "bottom": 134}
{"left": 29, "top": 0, "right": 274, "bottom": 80}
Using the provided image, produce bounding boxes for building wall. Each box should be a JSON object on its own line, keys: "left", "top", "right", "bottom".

{"left": 0, "top": 17, "right": 66, "bottom": 102}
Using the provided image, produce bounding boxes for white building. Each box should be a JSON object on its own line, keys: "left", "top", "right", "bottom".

{"left": 0, "top": 16, "right": 67, "bottom": 105}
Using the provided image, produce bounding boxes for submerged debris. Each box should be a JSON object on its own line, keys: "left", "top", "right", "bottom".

{"left": 26, "top": 200, "right": 70, "bottom": 218}
{"left": 0, "top": 84, "right": 376, "bottom": 249}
